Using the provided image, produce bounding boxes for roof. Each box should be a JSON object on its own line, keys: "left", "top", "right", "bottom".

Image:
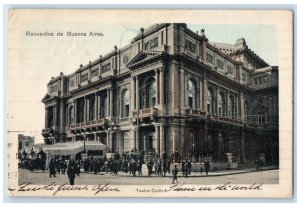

{"left": 43, "top": 141, "right": 106, "bottom": 156}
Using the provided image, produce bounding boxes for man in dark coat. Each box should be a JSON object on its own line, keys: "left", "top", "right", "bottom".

{"left": 172, "top": 165, "right": 179, "bottom": 184}
{"left": 204, "top": 161, "right": 210, "bottom": 175}
{"left": 181, "top": 160, "right": 185, "bottom": 176}
{"left": 49, "top": 158, "right": 56, "bottom": 178}
{"left": 67, "top": 160, "right": 77, "bottom": 185}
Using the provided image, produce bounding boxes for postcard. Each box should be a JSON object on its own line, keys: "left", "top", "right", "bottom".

{"left": 7, "top": 9, "right": 293, "bottom": 198}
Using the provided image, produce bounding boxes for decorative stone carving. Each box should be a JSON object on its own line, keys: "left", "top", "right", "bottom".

{"left": 91, "top": 68, "right": 99, "bottom": 78}
{"left": 51, "top": 85, "right": 58, "bottom": 92}
{"left": 144, "top": 37, "right": 158, "bottom": 50}
{"left": 102, "top": 63, "right": 111, "bottom": 73}
{"left": 206, "top": 53, "right": 214, "bottom": 64}
{"left": 70, "top": 80, "right": 75, "bottom": 87}
{"left": 185, "top": 39, "right": 196, "bottom": 53}
{"left": 217, "top": 59, "right": 224, "bottom": 69}
{"left": 227, "top": 65, "right": 233, "bottom": 74}
{"left": 123, "top": 55, "right": 129, "bottom": 64}
{"left": 80, "top": 73, "right": 88, "bottom": 83}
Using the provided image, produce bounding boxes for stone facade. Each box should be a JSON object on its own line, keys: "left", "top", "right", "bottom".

{"left": 41, "top": 23, "right": 279, "bottom": 164}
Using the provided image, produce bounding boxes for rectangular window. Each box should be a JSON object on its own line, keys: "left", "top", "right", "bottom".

{"left": 255, "top": 78, "right": 257, "bottom": 85}
{"left": 161, "top": 31, "right": 164, "bottom": 45}
{"left": 259, "top": 77, "right": 262, "bottom": 84}
{"left": 257, "top": 112, "right": 266, "bottom": 125}
{"left": 263, "top": 76, "right": 267, "bottom": 83}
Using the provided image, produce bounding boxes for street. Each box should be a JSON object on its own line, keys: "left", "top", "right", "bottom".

{"left": 18, "top": 169, "right": 279, "bottom": 185}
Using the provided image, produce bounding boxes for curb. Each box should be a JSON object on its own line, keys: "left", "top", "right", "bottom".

{"left": 81, "top": 168, "right": 278, "bottom": 178}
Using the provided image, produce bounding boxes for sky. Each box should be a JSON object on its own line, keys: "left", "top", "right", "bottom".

{"left": 8, "top": 10, "right": 279, "bottom": 144}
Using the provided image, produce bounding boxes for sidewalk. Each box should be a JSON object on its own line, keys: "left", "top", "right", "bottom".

{"left": 84, "top": 165, "right": 278, "bottom": 177}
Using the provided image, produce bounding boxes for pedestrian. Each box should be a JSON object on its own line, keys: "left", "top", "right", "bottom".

{"left": 147, "top": 160, "right": 153, "bottom": 176}
{"left": 187, "top": 160, "right": 192, "bottom": 175}
{"left": 255, "top": 159, "right": 260, "bottom": 171}
{"left": 49, "top": 158, "right": 56, "bottom": 178}
{"left": 181, "top": 160, "right": 185, "bottom": 177}
{"left": 61, "top": 159, "right": 67, "bottom": 174}
{"left": 260, "top": 159, "right": 264, "bottom": 171}
{"left": 137, "top": 160, "right": 142, "bottom": 175}
{"left": 67, "top": 160, "right": 77, "bottom": 185}
{"left": 172, "top": 165, "right": 179, "bottom": 184}
{"left": 75, "top": 160, "right": 80, "bottom": 176}
{"left": 204, "top": 161, "right": 210, "bottom": 175}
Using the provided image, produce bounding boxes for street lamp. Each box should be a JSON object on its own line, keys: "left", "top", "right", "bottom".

{"left": 83, "top": 131, "right": 86, "bottom": 153}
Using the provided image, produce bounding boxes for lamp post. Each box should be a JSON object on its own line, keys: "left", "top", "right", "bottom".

{"left": 83, "top": 131, "right": 86, "bottom": 153}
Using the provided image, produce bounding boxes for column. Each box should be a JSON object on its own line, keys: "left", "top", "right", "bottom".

{"left": 83, "top": 98, "right": 87, "bottom": 122}
{"left": 106, "top": 89, "right": 110, "bottom": 117}
{"left": 133, "top": 130, "right": 137, "bottom": 152}
{"left": 132, "top": 77, "right": 136, "bottom": 110}
{"left": 204, "top": 122, "right": 208, "bottom": 155}
{"left": 53, "top": 105, "right": 57, "bottom": 128}
{"left": 74, "top": 100, "right": 77, "bottom": 123}
{"left": 241, "top": 130, "right": 245, "bottom": 162}
{"left": 155, "top": 125, "right": 160, "bottom": 155}
{"left": 135, "top": 77, "right": 139, "bottom": 110}
{"left": 108, "top": 131, "right": 113, "bottom": 152}
{"left": 171, "top": 63, "right": 180, "bottom": 111}
{"left": 227, "top": 92, "right": 230, "bottom": 117}
{"left": 225, "top": 91, "right": 228, "bottom": 117}
{"left": 160, "top": 68, "right": 165, "bottom": 106}
{"left": 180, "top": 69, "right": 185, "bottom": 111}
{"left": 239, "top": 92, "right": 244, "bottom": 122}
{"left": 135, "top": 129, "right": 140, "bottom": 152}
{"left": 45, "top": 108, "right": 48, "bottom": 128}
{"left": 199, "top": 80, "right": 202, "bottom": 110}
{"left": 83, "top": 134, "right": 87, "bottom": 152}
{"left": 109, "top": 88, "right": 113, "bottom": 117}
{"left": 86, "top": 98, "right": 90, "bottom": 121}
{"left": 60, "top": 100, "right": 65, "bottom": 132}
{"left": 94, "top": 93, "right": 98, "bottom": 120}
{"left": 202, "top": 73, "right": 208, "bottom": 112}
{"left": 98, "top": 95, "right": 101, "bottom": 119}
{"left": 159, "top": 125, "right": 165, "bottom": 158}
{"left": 155, "top": 69, "right": 160, "bottom": 105}
{"left": 172, "top": 126, "right": 180, "bottom": 154}
{"left": 143, "top": 135, "right": 147, "bottom": 151}
{"left": 216, "top": 86, "right": 219, "bottom": 115}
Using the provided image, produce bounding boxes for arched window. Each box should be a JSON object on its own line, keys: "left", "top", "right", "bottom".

{"left": 228, "top": 95, "right": 235, "bottom": 118}
{"left": 207, "top": 88, "right": 214, "bottom": 114}
{"left": 188, "top": 79, "right": 196, "bottom": 109}
{"left": 143, "top": 78, "right": 156, "bottom": 108}
{"left": 148, "top": 80, "right": 156, "bottom": 107}
{"left": 122, "top": 90, "right": 130, "bottom": 117}
{"left": 218, "top": 92, "right": 225, "bottom": 116}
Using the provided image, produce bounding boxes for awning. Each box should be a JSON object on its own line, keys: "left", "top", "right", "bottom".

{"left": 43, "top": 141, "right": 106, "bottom": 156}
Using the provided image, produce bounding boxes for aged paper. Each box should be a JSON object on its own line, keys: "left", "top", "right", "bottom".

{"left": 7, "top": 9, "right": 293, "bottom": 198}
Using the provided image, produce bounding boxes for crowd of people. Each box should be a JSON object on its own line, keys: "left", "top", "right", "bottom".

{"left": 20, "top": 150, "right": 213, "bottom": 185}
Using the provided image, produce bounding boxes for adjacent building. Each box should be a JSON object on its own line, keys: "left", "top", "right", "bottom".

{"left": 41, "top": 23, "right": 279, "bottom": 165}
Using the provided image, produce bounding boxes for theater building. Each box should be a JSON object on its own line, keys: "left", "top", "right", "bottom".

{"left": 41, "top": 23, "right": 279, "bottom": 165}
